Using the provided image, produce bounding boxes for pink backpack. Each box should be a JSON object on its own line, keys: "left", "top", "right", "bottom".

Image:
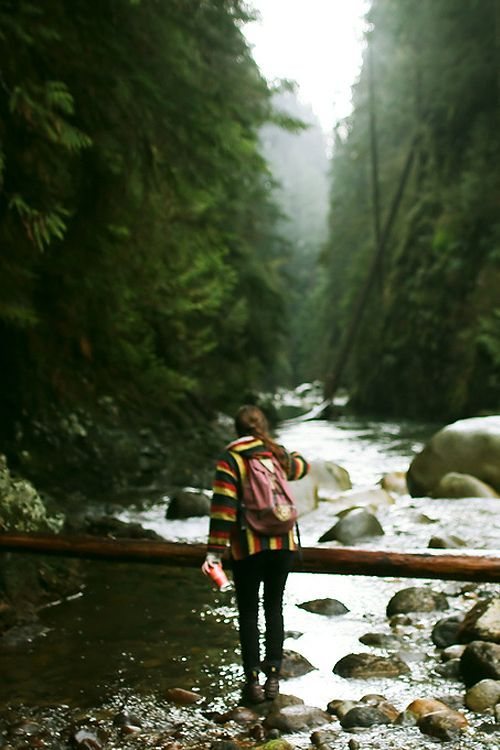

{"left": 239, "top": 454, "right": 298, "bottom": 536}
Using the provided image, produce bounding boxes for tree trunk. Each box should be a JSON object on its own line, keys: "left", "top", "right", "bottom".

{"left": 0, "top": 533, "right": 498, "bottom": 582}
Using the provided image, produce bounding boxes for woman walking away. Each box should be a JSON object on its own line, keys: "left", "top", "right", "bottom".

{"left": 202, "top": 405, "right": 309, "bottom": 703}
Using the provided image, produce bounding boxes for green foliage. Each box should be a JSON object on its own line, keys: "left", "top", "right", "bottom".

{"left": 0, "top": 0, "right": 292, "bottom": 428}
{"left": 319, "top": 0, "right": 500, "bottom": 418}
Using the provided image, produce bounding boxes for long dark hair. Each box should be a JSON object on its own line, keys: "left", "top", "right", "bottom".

{"left": 234, "top": 405, "right": 289, "bottom": 471}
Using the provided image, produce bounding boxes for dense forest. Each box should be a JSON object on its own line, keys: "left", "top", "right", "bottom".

{"left": 320, "top": 0, "right": 500, "bottom": 419}
{"left": 1, "top": 0, "right": 499, "bottom": 452}
{"left": 0, "top": 0, "right": 302, "bottom": 442}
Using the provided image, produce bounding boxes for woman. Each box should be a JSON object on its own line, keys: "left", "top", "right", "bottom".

{"left": 202, "top": 405, "right": 309, "bottom": 703}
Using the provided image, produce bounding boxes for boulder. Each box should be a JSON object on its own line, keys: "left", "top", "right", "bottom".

{"left": 460, "top": 640, "right": 500, "bottom": 686}
{"left": 386, "top": 586, "right": 449, "bottom": 616}
{"left": 428, "top": 534, "right": 467, "bottom": 549}
{"left": 458, "top": 597, "right": 500, "bottom": 644}
{"left": 166, "top": 488, "right": 211, "bottom": 519}
{"left": 418, "top": 711, "right": 467, "bottom": 741}
{"left": 318, "top": 486, "right": 393, "bottom": 511}
{"left": 297, "top": 598, "right": 349, "bottom": 616}
{"left": 333, "top": 652, "right": 410, "bottom": 678}
{"left": 407, "top": 416, "right": 500, "bottom": 497}
{"left": 318, "top": 507, "right": 384, "bottom": 545}
{"left": 431, "top": 472, "right": 499, "bottom": 499}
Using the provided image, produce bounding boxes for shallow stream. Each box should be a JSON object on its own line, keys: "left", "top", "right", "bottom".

{"left": 1, "top": 413, "right": 499, "bottom": 749}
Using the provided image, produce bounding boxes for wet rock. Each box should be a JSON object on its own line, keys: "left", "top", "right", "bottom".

{"left": 215, "top": 706, "right": 259, "bottom": 724}
{"left": 113, "top": 710, "right": 142, "bottom": 728}
{"left": 310, "top": 460, "right": 352, "bottom": 497}
{"left": 264, "top": 704, "right": 332, "bottom": 733}
{"left": 348, "top": 740, "right": 360, "bottom": 750}
{"left": 70, "top": 728, "right": 104, "bottom": 749}
{"left": 460, "top": 640, "right": 500, "bottom": 686}
{"left": 297, "top": 598, "right": 349, "bottom": 616}
{"left": 386, "top": 586, "right": 448, "bottom": 616}
{"left": 418, "top": 710, "right": 468, "bottom": 741}
{"left": 166, "top": 488, "right": 211, "bottom": 518}
{"left": 407, "top": 415, "right": 500, "bottom": 496}
{"left": 442, "top": 644, "right": 466, "bottom": 661}
{"left": 165, "top": 687, "right": 202, "bottom": 705}
{"left": 85, "top": 516, "right": 162, "bottom": 539}
{"left": 359, "top": 693, "right": 387, "bottom": 705}
{"left": 428, "top": 534, "right": 467, "bottom": 548}
{"left": 318, "top": 507, "right": 384, "bottom": 545}
{"left": 326, "top": 699, "right": 357, "bottom": 719}
{"left": 434, "top": 659, "right": 461, "bottom": 679}
{"left": 333, "top": 652, "right": 410, "bottom": 678}
{"left": 358, "top": 632, "right": 401, "bottom": 648}
{"left": 284, "top": 630, "right": 302, "bottom": 639}
{"left": 281, "top": 649, "right": 316, "bottom": 678}
{"left": 340, "top": 705, "right": 394, "bottom": 728}
{"left": 465, "top": 678, "right": 500, "bottom": 711}
{"left": 459, "top": 596, "right": 500, "bottom": 644}
{"left": 271, "top": 693, "right": 304, "bottom": 709}
{"left": 431, "top": 614, "right": 464, "bottom": 648}
{"left": 311, "top": 728, "right": 338, "bottom": 747}
{"left": 432, "top": 471, "right": 499, "bottom": 498}
{"left": 379, "top": 471, "right": 408, "bottom": 495}
{"left": 256, "top": 741, "right": 294, "bottom": 750}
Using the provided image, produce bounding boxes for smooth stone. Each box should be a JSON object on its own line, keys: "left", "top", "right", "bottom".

{"left": 459, "top": 597, "right": 500, "bottom": 644}
{"left": 166, "top": 488, "right": 211, "bottom": 518}
{"left": 428, "top": 534, "right": 467, "bottom": 548}
{"left": 333, "top": 652, "right": 410, "bottom": 678}
{"left": 431, "top": 471, "right": 499, "bottom": 498}
{"left": 297, "top": 598, "right": 349, "bottom": 616}
{"left": 326, "top": 699, "right": 357, "bottom": 719}
{"left": 386, "top": 586, "right": 448, "bottom": 616}
{"left": 164, "top": 687, "right": 201, "bottom": 705}
{"left": 434, "top": 659, "right": 461, "bottom": 679}
{"left": 264, "top": 704, "right": 332, "bottom": 733}
{"left": 465, "top": 679, "right": 500, "bottom": 712}
{"left": 359, "top": 632, "right": 401, "bottom": 648}
{"left": 432, "top": 614, "right": 465, "bottom": 648}
{"left": 340, "top": 706, "right": 394, "bottom": 728}
{"left": 460, "top": 640, "right": 500, "bottom": 686}
{"left": 418, "top": 711, "right": 468, "bottom": 741}
{"left": 379, "top": 471, "right": 408, "bottom": 495}
{"left": 318, "top": 507, "right": 384, "bottom": 545}
{"left": 281, "top": 649, "right": 316, "bottom": 678}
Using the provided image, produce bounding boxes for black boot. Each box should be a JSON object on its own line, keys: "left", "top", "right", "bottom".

{"left": 242, "top": 670, "right": 265, "bottom": 704}
{"left": 264, "top": 665, "right": 280, "bottom": 700}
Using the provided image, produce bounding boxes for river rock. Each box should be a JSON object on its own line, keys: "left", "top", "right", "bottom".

{"left": 418, "top": 711, "right": 468, "bottom": 741}
{"left": 318, "top": 508, "right": 384, "bottom": 545}
{"left": 465, "top": 678, "right": 500, "bottom": 711}
{"left": 297, "top": 598, "right": 349, "bottom": 616}
{"left": 458, "top": 597, "right": 500, "bottom": 644}
{"left": 428, "top": 534, "right": 467, "bottom": 548}
{"left": 164, "top": 687, "right": 201, "bottom": 705}
{"left": 310, "top": 460, "right": 352, "bottom": 496}
{"left": 263, "top": 704, "right": 332, "bottom": 733}
{"left": 85, "top": 516, "right": 163, "bottom": 540}
{"left": 70, "top": 728, "right": 104, "bottom": 749}
{"left": 386, "top": 586, "right": 448, "bottom": 616}
{"left": 281, "top": 649, "right": 316, "bottom": 678}
{"left": 434, "top": 659, "right": 461, "bottom": 679}
{"left": 460, "top": 640, "right": 500, "bottom": 686}
{"left": 442, "top": 644, "right": 466, "bottom": 661}
{"left": 326, "top": 699, "right": 358, "bottom": 718}
{"left": 407, "top": 415, "right": 500, "bottom": 496}
{"left": 333, "top": 652, "right": 410, "bottom": 678}
{"left": 215, "top": 706, "right": 259, "bottom": 724}
{"left": 358, "top": 632, "right": 401, "bottom": 648}
{"left": 340, "top": 705, "right": 394, "bottom": 728}
{"left": 166, "top": 488, "right": 211, "bottom": 518}
{"left": 432, "top": 471, "right": 499, "bottom": 498}
{"left": 379, "top": 471, "right": 408, "bottom": 495}
{"left": 432, "top": 614, "right": 465, "bottom": 648}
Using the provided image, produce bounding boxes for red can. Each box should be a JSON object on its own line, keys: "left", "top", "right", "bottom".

{"left": 206, "top": 563, "right": 233, "bottom": 592}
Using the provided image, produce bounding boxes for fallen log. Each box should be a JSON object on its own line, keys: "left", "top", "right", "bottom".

{"left": 0, "top": 532, "right": 499, "bottom": 582}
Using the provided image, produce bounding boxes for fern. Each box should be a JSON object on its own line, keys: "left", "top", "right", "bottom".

{"left": 9, "top": 195, "right": 69, "bottom": 251}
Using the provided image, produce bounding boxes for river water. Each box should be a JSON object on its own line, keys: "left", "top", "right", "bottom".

{"left": 1, "top": 412, "right": 499, "bottom": 749}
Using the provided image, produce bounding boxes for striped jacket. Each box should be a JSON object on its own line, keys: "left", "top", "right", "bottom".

{"left": 207, "top": 435, "right": 309, "bottom": 560}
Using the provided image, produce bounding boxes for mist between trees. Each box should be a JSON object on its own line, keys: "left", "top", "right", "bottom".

{"left": 0, "top": 0, "right": 499, "bottom": 442}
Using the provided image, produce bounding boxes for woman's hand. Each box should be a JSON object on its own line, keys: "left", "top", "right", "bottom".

{"left": 201, "top": 552, "right": 222, "bottom": 576}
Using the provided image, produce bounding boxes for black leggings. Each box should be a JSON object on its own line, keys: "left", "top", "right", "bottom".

{"left": 232, "top": 549, "right": 295, "bottom": 677}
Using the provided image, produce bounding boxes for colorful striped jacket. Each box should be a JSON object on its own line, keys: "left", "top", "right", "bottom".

{"left": 207, "top": 435, "right": 309, "bottom": 560}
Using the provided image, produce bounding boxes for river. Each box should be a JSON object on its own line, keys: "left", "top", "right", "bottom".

{"left": 1, "top": 412, "right": 498, "bottom": 749}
